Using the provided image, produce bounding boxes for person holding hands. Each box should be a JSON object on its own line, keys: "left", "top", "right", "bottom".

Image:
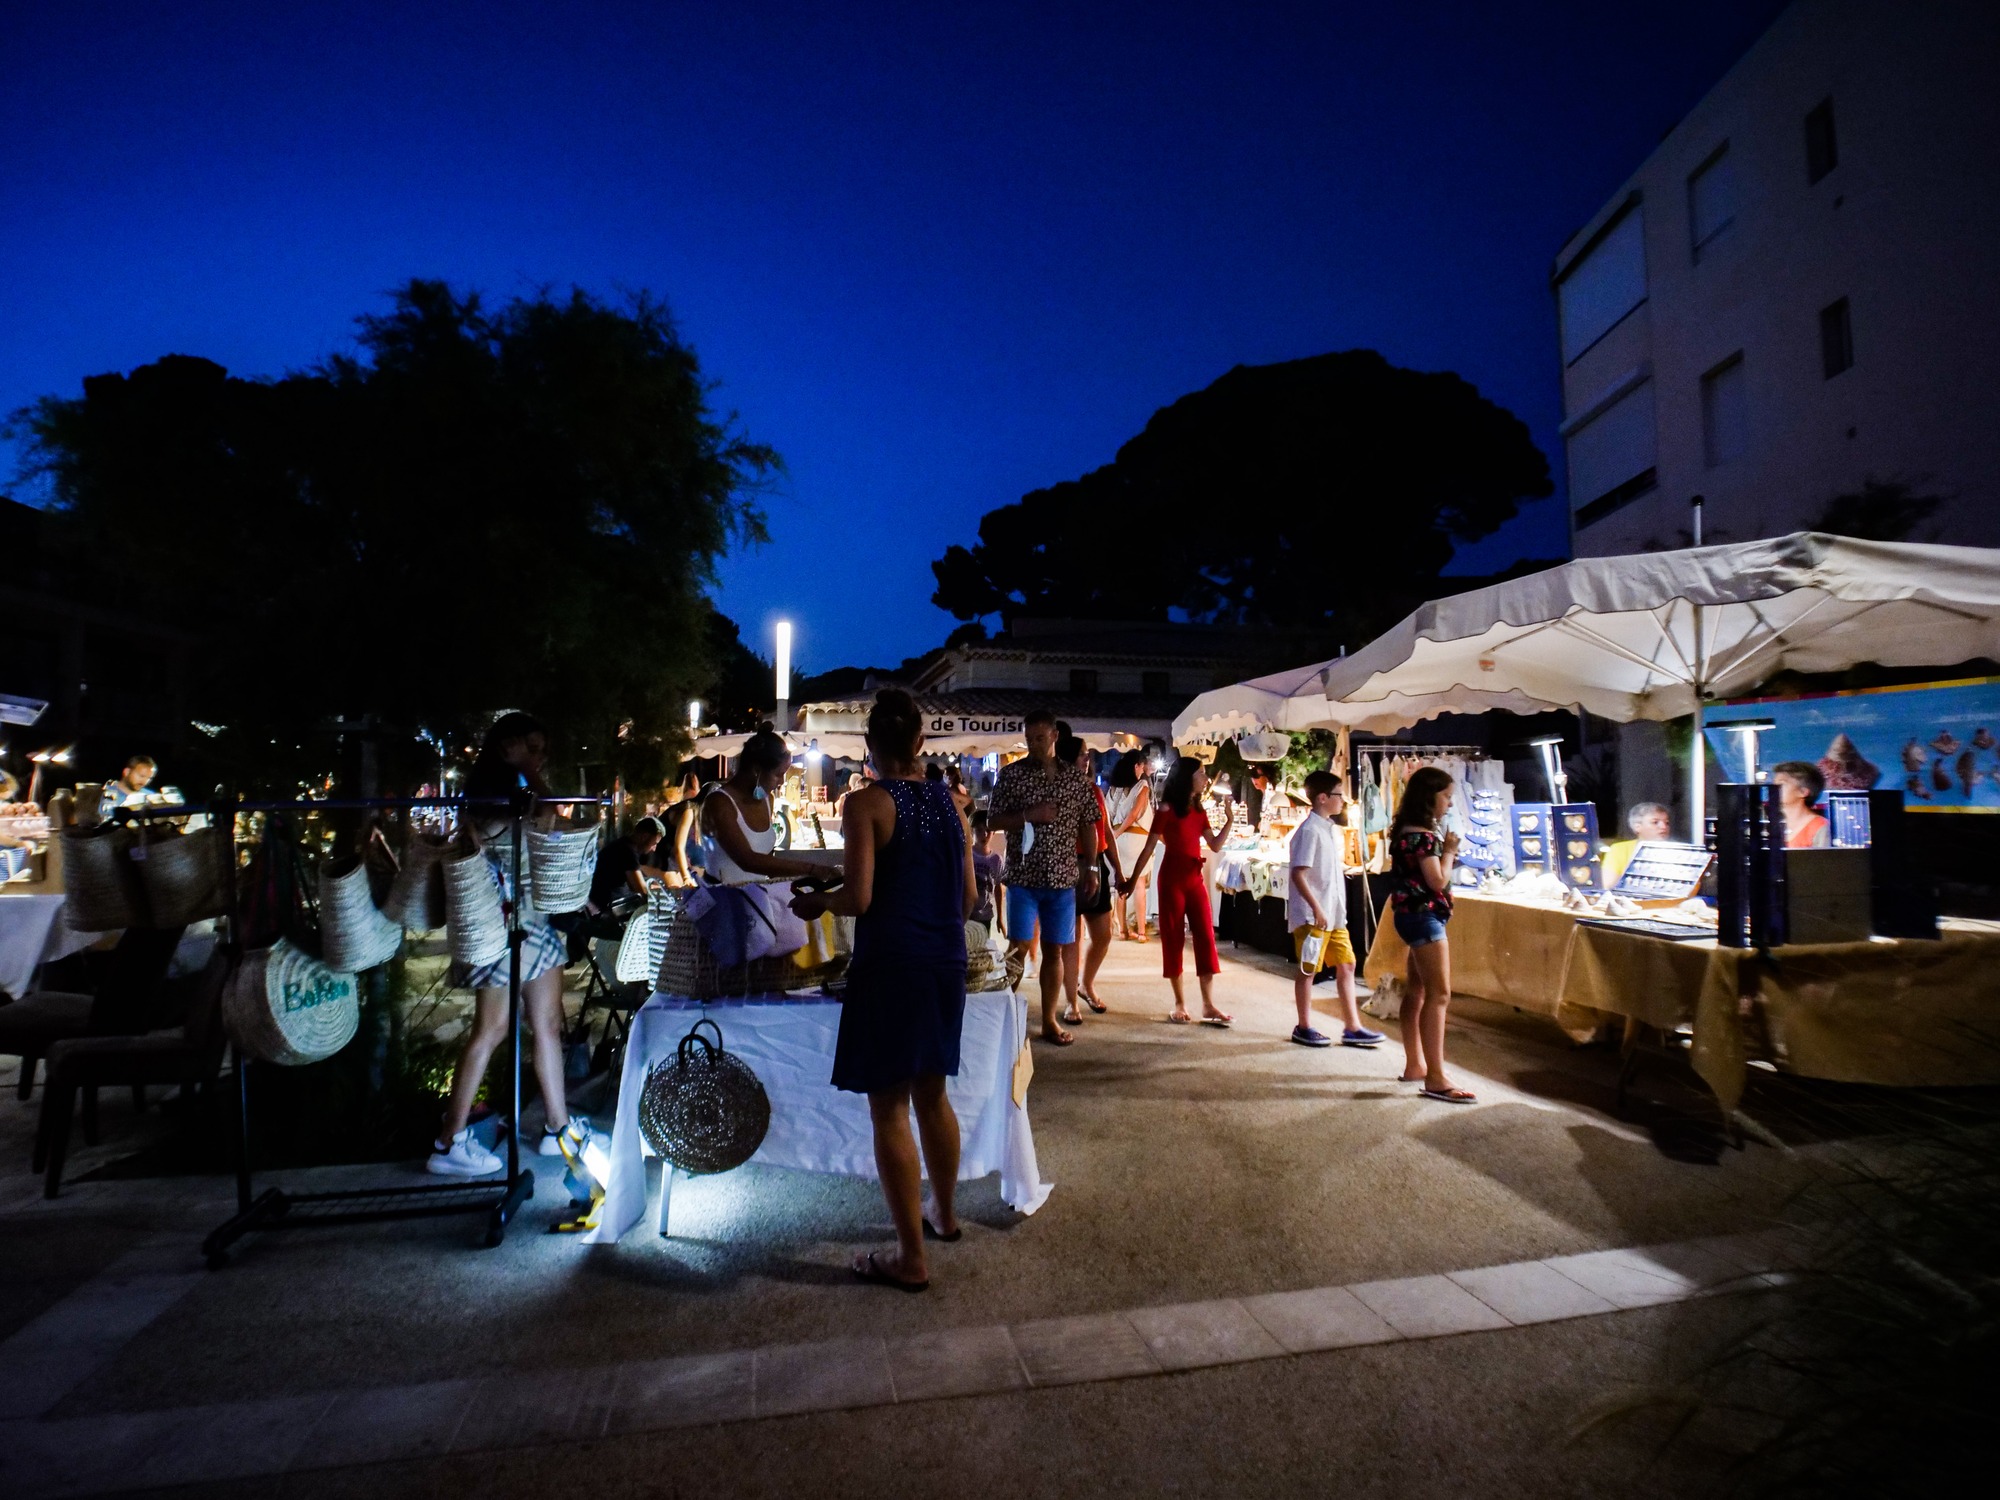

{"left": 1286, "top": 772, "right": 1385, "bottom": 1049}
{"left": 1120, "top": 755, "right": 1233, "bottom": 1026}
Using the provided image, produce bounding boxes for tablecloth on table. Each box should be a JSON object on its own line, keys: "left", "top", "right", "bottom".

{"left": 0, "top": 894, "right": 100, "bottom": 1001}
{"left": 587, "top": 986, "right": 1052, "bottom": 1244}
{"left": 1361, "top": 891, "right": 2000, "bottom": 1107}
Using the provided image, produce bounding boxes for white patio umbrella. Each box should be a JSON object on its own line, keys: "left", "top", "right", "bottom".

{"left": 1175, "top": 533, "right": 2000, "bottom": 834}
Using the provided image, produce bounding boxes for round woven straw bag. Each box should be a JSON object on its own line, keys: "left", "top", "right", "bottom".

{"left": 443, "top": 845, "right": 508, "bottom": 968}
{"left": 384, "top": 830, "right": 451, "bottom": 930}
{"left": 222, "top": 938, "right": 360, "bottom": 1066}
{"left": 637, "top": 1019, "right": 770, "bottom": 1175}
{"left": 135, "top": 825, "right": 231, "bottom": 928}
{"left": 528, "top": 824, "right": 599, "bottom": 915}
{"left": 318, "top": 856, "right": 404, "bottom": 972}
{"left": 61, "top": 824, "right": 144, "bottom": 932}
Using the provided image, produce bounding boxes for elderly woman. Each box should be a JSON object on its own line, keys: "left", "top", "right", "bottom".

{"left": 1771, "top": 761, "right": 1832, "bottom": 848}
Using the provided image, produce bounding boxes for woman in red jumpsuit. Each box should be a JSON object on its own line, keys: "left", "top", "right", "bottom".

{"left": 1120, "top": 756, "right": 1233, "bottom": 1025}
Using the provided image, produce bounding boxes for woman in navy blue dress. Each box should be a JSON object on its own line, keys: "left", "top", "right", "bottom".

{"left": 791, "top": 688, "right": 975, "bottom": 1291}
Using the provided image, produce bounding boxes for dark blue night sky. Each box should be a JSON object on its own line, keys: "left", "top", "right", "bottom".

{"left": 2, "top": 1, "right": 1785, "bottom": 671}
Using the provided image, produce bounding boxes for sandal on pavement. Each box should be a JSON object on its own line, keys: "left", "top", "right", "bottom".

{"left": 922, "top": 1217, "right": 963, "bottom": 1243}
{"left": 1039, "top": 1026, "right": 1075, "bottom": 1046}
{"left": 1059, "top": 1006, "right": 1084, "bottom": 1026}
{"left": 1167, "top": 1011, "right": 1194, "bottom": 1025}
{"left": 1082, "top": 990, "right": 1108, "bottom": 1014}
{"left": 1200, "top": 1012, "right": 1233, "bottom": 1028}
{"left": 1419, "top": 1086, "right": 1477, "bottom": 1104}
{"left": 854, "top": 1250, "right": 929, "bottom": 1292}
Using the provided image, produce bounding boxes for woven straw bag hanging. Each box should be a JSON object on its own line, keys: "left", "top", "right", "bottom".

{"left": 221, "top": 938, "right": 360, "bottom": 1066}
{"left": 527, "top": 823, "right": 600, "bottom": 915}
{"left": 134, "top": 824, "right": 232, "bottom": 928}
{"left": 61, "top": 824, "right": 144, "bottom": 931}
{"left": 638, "top": 1019, "right": 771, "bottom": 1175}
{"left": 442, "top": 844, "right": 509, "bottom": 968}
{"left": 383, "top": 830, "right": 451, "bottom": 930}
{"left": 317, "top": 855, "right": 404, "bottom": 973}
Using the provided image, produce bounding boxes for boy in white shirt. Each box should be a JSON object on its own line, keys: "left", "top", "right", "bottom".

{"left": 1287, "top": 771, "right": 1385, "bottom": 1049}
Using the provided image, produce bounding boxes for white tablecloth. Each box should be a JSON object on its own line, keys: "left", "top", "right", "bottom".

{"left": 588, "top": 986, "right": 1052, "bottom": 1243}
{"left": 0, "top": 894, "right": 99, "bottom": 1000}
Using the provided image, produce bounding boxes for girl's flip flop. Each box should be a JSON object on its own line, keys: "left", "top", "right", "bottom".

{"left": 1419, "top": 1086, "right": 1477, "bottom": 1104}
{"left": 854, "top": 1251, "right": 929, "bottom": 1292}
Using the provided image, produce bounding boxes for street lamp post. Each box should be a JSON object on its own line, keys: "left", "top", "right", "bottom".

{"left": 774, "top": 620, "right": 792, "bottom": 733}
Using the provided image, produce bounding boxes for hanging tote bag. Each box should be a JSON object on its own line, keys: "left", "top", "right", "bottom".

{"left": 443, "top": 843, "right": 509, "bottom": 969}
{"left": 318, "top": 855, "right": 404, "bottom": 973}
{"left": 384, "top": 829, "right": 451, "bottom": 931}
{"left": 612, "top": 905, "right": 657, "bottom": 984}
{"left": 527, "top": 823, "right": 600, "bottom": 915}
{"left": 637, "top": 1019, "right": 771, "bottom": 1175}
{"left": 134, "top": 823, "right": 232, "bottom": 928}
{"left": 61, "top": 824, "right": 144, "bottom": 932}
{"left": 222, "top": 938, "right": 359, "bottom": 1066}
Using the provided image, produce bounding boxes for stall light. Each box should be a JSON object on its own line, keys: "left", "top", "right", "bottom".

{"left": 1709, "top": 718, "right": 1776, "bottom": 785}
{"left": 1525, "top": 735, "right": 1568, "bottom": 802}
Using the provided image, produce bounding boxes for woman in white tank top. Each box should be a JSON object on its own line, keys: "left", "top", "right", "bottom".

{"left": 699, "top": 729, "right": 828, "bottom": 884}
{"left": 1106, "top": 754, "right": 1154, "bottom": 940}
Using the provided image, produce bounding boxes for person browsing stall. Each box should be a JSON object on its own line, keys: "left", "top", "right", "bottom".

{"left": 1387, "top": 766, "right": 1474, "bottom": 1104}
{"left": 1287, "top": 772, "right": 1385, "bottom": 1050}
{"left": 699, "top": 730, "right": 827, "bottom": 884}
{"left": 1771, "top": 761, "right": 1832, "bottom": 849}
{"left": 791, "top": 689, "right": 976, "bottom": 1292}
{"left": 101, "top": 754, "right": 160, "bottom": 815}
{"left": 431, "top": 713, "right": 600, "bottom": 1179}
{"left": 1120, "top": 756, "right": 1233, "bottom": 1026}
{"left": 988, "top": 708, "right": 1102, "bottom": 1046}
{"left": 1059, "top": 733, "right": 1121, "bottom": 1022}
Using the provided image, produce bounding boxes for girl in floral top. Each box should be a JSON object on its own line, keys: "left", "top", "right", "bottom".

{"left": 1387, "top": 766, "right": 1474, "bottom": 1104}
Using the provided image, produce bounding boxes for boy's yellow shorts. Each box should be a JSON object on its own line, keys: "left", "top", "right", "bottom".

{"left": 1292, "top": 924, "right": 1356, "bottom": 971}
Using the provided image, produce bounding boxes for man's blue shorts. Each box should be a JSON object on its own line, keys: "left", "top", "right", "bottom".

{"left": 1007, "top": 884, "right": 1077, "bottom": 946}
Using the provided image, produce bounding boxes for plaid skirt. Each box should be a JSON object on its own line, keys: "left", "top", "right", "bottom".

{"left": 450, "top": 855, "right": 571, "bottom": 990}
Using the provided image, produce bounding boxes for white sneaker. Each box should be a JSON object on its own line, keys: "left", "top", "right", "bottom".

{"left": 427, "top": 1128, "right": 503, "bottom": 1177}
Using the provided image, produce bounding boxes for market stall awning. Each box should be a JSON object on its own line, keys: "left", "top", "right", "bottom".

{"left": 801, "top": 689, "right": 1177, "bottom": 757}
{"left": 1176, "top": 532, "right": 2000, "bottom": 738}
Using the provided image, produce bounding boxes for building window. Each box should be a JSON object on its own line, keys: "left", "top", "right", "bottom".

{"left": 1688, "top": 145, "right": 1736, "bottom": 261}
{"left": 1557, "top": 205, "right": 1648, "bottom": 364}
{"left": 1805, "top": 97, "right": 1838, "bottom": 184}
{"left": 1141, "top": 670, "right": 1170, "bottom": 696}
{"left": 1566, "top": 379, "right": 1657, "bottom": 526}
{"left": 1701, "top": 355, "right": 1749, "bottom": 467}
{"left": 1069, "top": 668, "right": 1099, "bottom": 695}
{"left": 1820, "top": 297, "right": 1853, "bottom": 378}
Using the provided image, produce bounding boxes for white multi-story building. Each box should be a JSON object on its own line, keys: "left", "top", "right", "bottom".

{"left": 1551, "top": 0, "right": 2000, "bottom": 555}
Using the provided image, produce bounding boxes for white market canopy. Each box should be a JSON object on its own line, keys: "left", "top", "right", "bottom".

{"left": 1176, "top": 532, "right": 2000, "bottom": 740}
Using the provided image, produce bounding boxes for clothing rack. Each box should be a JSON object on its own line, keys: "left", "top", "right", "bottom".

{"left": 112, "top": 793, "right": 547, "bottom": 1266}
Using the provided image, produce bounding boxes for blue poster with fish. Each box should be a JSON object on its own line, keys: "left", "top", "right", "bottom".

{"left": 1707, "top": 677, "right": 2000, "bottom": 813}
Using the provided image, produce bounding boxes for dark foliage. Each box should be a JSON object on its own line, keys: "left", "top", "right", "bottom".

{"left": 1811, "top": 478, "right": 1948, "bottom": 543}
{"left": 932, "top": 349, "right": 1552, "bottom": 646}
{"left": 10, "top": 280, "right": 775, "bottom": 793}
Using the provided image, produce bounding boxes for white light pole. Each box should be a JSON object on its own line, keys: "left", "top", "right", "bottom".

{"left": 774, "top": 619, "right": 793, "bottom": 732}
{"left": 688, "top": 699, "right": 702, "bottom": 733}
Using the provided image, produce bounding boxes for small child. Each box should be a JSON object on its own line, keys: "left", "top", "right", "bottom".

{"left": 1287, "top": 771, "right": 1385, "bottom": 1049}
{"left": 970, "top": 810, "right": 1007, "bottom": 941}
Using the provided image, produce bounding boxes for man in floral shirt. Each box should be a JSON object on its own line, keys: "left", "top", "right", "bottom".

{"left": 989, "top": 708, "right": 1101, "bottom": 1045}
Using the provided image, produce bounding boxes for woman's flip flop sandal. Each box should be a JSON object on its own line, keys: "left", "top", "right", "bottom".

{"left": 1082, "top": 991, "right": 1108, "bottom": 1014}
{"left": 1419, "top": 1087, "right": 1477, "bottom": 1104}
{"left": 922, "top": 1217, "right": 963, "bottom": 1243}
{"left": 854, "top": 1250, "right": 929, "bottom": 1292}
{"left": 1200, "top": 1015, "right": 1233, "bottom": 1028}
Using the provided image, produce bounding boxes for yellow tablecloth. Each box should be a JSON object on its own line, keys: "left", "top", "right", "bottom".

{"left": 1362, "top": 893, "right": 2000, "bottom": 1108}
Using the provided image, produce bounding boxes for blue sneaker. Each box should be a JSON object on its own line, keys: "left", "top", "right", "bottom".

{"left": 1341, "top": 1026, "right": 1386, "bottom": 1048}
{"left": 1290, "top": 1026, "right": 1333, "bottom": 1048}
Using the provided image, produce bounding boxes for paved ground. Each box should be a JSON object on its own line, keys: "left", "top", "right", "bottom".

{"left": 0, "top": 934, "right": 1848, "bottom": 1497}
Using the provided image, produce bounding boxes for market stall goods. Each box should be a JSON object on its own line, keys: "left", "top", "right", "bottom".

{"left": 587, "top": 986, "right": 1050, "bottom": 1244}
{"left": 222, "top": 939, "right": 358, "bottom": 1066}
{"left": 317, "top": 856, "right": 404, "bottom": 973}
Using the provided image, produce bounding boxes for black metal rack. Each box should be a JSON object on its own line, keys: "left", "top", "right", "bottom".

{"left": 109, "top": 793, "right": 549, "bottom": 1264}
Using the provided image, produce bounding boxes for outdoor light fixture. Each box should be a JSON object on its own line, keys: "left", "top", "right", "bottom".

{"left": 1709, "top": 718, "right": 1776, "bottom": 784}
{"left": 688, "top": 700, "right": 702, "bottom": 731}
{"left": 1526, "top": 734, "right": 1568, "bottom": 801}
{"left": 774, "top": 621, "right": 792, "bottom": 703}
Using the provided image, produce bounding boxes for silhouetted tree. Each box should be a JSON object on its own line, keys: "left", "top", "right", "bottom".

{"left": 932, "top": 350, "right": 1551, "bottom": 646}
{"left": 11, "top": 280, "right": 776, "bottom": 791}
